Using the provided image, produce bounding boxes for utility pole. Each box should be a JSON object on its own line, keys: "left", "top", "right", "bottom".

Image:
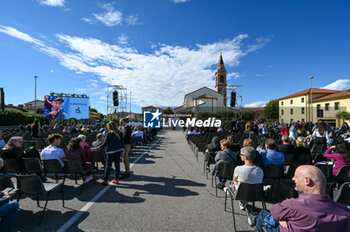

{"left": 309, "top": 76, "right": 314, "bottom": 122}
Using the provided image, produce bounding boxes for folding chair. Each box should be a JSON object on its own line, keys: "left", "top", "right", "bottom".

{"left": 91, "top": 149, "right": 106, "bottom": 171}
{"left": 264, "top": 181, "right": 298, "bottom": 203}
{"left": 3, "top": 159, "right": 22, "bottom": 174}
{"left": 224, "top": 183, "right": 266, "bottom": 231}
{"left": 295, "top": 153, "right": 312, "bottom": 165}
{"left": 23, "top": 158, "right": 43, "bottom": 175}
{"left": 283, "top": 153, "right": 295, "bottom": 165}
{"left": 16, "top": 174, "right": 64, "bottom": 225}
{"left": 204, "top": 152, "right": 216, "bottom": 179}
{"left": 263, "top": 164, "right": 284, "bottom": 185}
{"left": 0, "top": 175, "right": 15, "bottom": 190}
{"left": 63, "top": 160, "right": 95, "bottom": 195}
{"left": 334, "top": 182, "right": 350, "bottom": 206}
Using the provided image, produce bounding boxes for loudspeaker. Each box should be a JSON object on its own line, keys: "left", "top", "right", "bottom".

{"left": 230, "top": 91, "right": 236, "bottom": 107}
{"left": 113, "top": 91, "right": 119, "bottom": 106}
{"left": 0, "top": 88, "right": 4, "bottom": 112}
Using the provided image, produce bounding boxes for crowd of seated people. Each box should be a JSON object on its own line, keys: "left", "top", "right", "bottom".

{"left": 187, "top": 118, "right": 350, "bottom": 231}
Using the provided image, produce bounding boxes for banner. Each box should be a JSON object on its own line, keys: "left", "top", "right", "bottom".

{"left": 44, "top": 96, "right": 89, "bottom": 120}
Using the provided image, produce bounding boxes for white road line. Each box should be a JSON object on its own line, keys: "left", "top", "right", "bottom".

{"left": 56, "top": 137, "right": 162, "bottom": 232}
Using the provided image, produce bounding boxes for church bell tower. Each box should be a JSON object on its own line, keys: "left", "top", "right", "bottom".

{"left": 215, "top": 53, "right": 227, "bottom": 106}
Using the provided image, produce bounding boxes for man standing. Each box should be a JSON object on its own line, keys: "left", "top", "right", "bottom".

{"left": 120, "top": 118, "right": 132, "bottom": 178}
{"left": 40, "top": 134, "right": 66, "bottom": 167}
{"left": 271, "top": 165, "right": 350, "bottom": 231}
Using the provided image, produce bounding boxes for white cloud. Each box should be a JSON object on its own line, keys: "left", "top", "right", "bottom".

{"left": 50, "top": 70, "right": 54, "bottom": 73}
{"left": 171, "top": 0, "right": 190, "bottom": 3}
{"left": 117, "top": 34, "right": 128, "bottom": 45}
{"left": 0, "top": 25, "right": 44, "bottom": 46}
{"left": 0, "top": 25, "right": 271, "bottom": 108}
{"left": 245, "top": 101, "right": 267, "bottom": 108}
{"left": 322, "top": 79, "right": 350, "bottom": 91}
{"left": 125, "top": 15, "right": 139, "bottom": 26}
{"left": 38, "top": 0, "right": 65, "bottom": 7}
{"left": 82, "top": 18, "right": 93, "bottom": 24}
{"left": 227, "top": 72, "right": 240, "bottom": 80}
{"left": 93, "top": 3, "right": 123, "bottom": 27}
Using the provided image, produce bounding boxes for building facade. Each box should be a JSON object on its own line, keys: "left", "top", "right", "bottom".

{"left": 278, "top": 88, "right": 350, "bottom": 127}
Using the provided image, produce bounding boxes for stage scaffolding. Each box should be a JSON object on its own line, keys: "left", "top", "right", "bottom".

{"left": 106, "top": 85, "right": 127, "bottom": 116}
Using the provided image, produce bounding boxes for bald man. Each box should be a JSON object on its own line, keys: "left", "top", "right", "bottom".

{"left": 271, "top": 165, "right": 350, "bottom": 232}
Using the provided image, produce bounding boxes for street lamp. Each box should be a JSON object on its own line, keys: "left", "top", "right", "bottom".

{"left": 309, "top": 76, "right": 314, "bottom": 122}
{"left": 34, "top": 76, "right": 38, "bottom": 120}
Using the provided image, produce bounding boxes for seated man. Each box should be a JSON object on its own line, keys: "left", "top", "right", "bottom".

{"left": 278, "top": 135, "right": 295, "bottom": 155}
{"left": 0, "top": 158, "right": 19, "bottom": 232}
{"left": 92, "top": 133, "right": 105, "bottom": 148}
{"left": 212, "top": 139, "right": 237, "bottom": 189}
{"left": 233, "top": 146, "right": 264, "bottom": 210}
{"left": 40, "top": 133, "right": 66, "bottom": 167}
{"left": 0, "top": 131, "right": 6, "bottom": 149}
{"left": 261, "top": 139, "right": 284, "bottom": 168}
{"left": 271, "top": 165, "right": 350, "bottom": 231}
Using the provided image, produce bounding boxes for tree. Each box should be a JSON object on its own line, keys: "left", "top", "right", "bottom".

{"left": 242, "top": 110, "right": 256, "bottom": 121}
{"left": 163, "top": 107, "right": 174, "bottom": 115}
{"left": 90, "top": 107, "right": 98, "bottom": 113}
{"left": 264, "top": 100, "right": 279, "bottom": 120}
{"left": 336, "top": 111, "right": 350, "bottom": 125}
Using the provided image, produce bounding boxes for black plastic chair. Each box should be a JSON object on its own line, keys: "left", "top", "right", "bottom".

{"left": 284, "top": 163, "right": 300, "bottom": 179}
{"left": 23, "top": 158, "right": 43, "bottom": 174}
{"left": 284, "top": 153, "right": 295, "bottom": 165}
{"left": 63, "top": 160, "right": 95, "bottom": 195}
{"left": 224, "top": 183, "right": 266, "bottom": 231}
{"left": 3, "top": 159, "right": 21, "bottom": 174}
{"left": 263, "top": 164, "right": 284, "bottom": 185}
{"left": 315, "top": 163, "right": 333, "bottom": 180}
{"left": 212, "top": 162, "right": 235, "bottom": 197}
{"left": 0, "top": 175, "right": 15, "bottom": 191}
{"left": 91, "top": 149, "right": 106, "bottom": 170}
{"left": 295, "top": 154, "right": 312, "bottom": 165}
{"left": 16, "top": 174, "right": 64, "bottom": 225}
{"left": 335, "top": 165, "right": 350, "bottom": 187}
{"left": 204, "top": 152, "right": 216, "bottom": 179}
{"left": 43, "top": 159, "right": 65, "bottom": 183}
{"left": 334, "top": 182, "right": 350, "bottom": 206}
{"left": 264, "top": 181, "right": 298, "bottom": 203}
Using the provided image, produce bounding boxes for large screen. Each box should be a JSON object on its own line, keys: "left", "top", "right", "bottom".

{"left": 44, "top": 96, "right": 89, "bottom": 120}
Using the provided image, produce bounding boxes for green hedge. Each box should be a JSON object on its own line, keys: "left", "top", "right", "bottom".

{"left": 0, "top": 111, "right": 47, "bottom": 126}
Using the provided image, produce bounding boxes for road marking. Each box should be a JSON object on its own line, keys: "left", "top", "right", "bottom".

{"left": 56, "top": 137, "right": 162, "bottom": 232}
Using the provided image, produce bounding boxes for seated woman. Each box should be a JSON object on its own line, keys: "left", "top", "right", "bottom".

{"left": 323, "top": 143, "right": 350, "bottom": 176}
{"left": 227, "top": 135, "right": 240, "bottom": 153}
{"left": 77, "top": 135, "right": 92, "bottom": 161}
{"left": 241, "top": 138, "right": 263, "bottom": 168}
{"left": 1, "top": 137, "right": 25, "bottom": 171}
{"left": 204, "top": 136, "right": 221, "bottom": 170}
{"left": 211, "top": 139, "right": 238, "bottom": 189}
{"left": 295, "top": 136, "right": 311, "bottom": 163}
{"left": 65, "top": 137, "right": 92, "bottom": 171}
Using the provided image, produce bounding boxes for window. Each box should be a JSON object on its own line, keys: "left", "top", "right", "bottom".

{"left": 291, "top": 119, "right": 293, "bottom": 123}
{"left": 220, "top": 75, "right": 224, "bottom": 83}
{"left": 301, "top": 98, "right": 304, "bottom": 103}
{"left": 290, "top": 100, "right": 293, "bottom": 104}
{"left": 290, "top": 109, "right": 293, "bottom": 115}
{"left": 335, "top": 102, "right": 340, "bottom": 110}
{"left": 281, "top": 101, "right": 284, "bottom": 106}
{"left": 325, "top": 103, "right": 329, "bottom": 111}
{"left": 317, "top": 104, "right": 323, "bottom": 117}
{"left": 301, "top": 107, "right": 305, "bottom": 114}
{"left": 281, "top": 109, "right": 284, "bottom": 115}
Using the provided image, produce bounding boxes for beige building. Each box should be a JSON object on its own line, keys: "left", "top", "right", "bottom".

{"left": 278, "top": 88, "right": 350, "bottom": 127}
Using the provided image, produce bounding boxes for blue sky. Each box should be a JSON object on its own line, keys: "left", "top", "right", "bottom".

{"left": 1, "top": 0, "right": 350, "bottom": 114}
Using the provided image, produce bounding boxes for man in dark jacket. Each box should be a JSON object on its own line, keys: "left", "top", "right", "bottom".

{"left": 120, "top": 118, "right": 132, "bottom": 178}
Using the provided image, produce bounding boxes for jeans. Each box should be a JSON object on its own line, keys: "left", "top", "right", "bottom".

{"left": 0, "top": 201, "right": 19, "bottom": 232}
{"left": 104, "top": 151, "right": 122, "bottom": 181}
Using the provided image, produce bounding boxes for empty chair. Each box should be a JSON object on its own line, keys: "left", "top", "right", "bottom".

{"left": 43, "top": 159, "right": 65, "bottom": 183}
{"left": 264, "top": 181, "right": 298, "bottom": 203}
{"left": 263, "top": 164, "right": 284, "bottom": 185}
{"left": 334, "top": 182, "right": 350, "bottom": 206}
{"left": 212, "top": 162, "right": 235, "bottom": 197}
{"left": 335, "top": 165, "right": 350, "bottom": 187}
{"left": 0, "top": 175, "right": 15, "bottom": 190}
{"left": 3, "top": 159, "right": 21, "bottom": 174}
{"left": 63, "top": 160, "right": 95, "bottom": 195}
{"left": 224, "top": 183, "right": 266, "bottom": 231}
{"left": 16, "top": 174, "right": 64, "bottom": 225}
{"left": 23, "top": 158, "right": 43, "bottom": 174}
{"left": 91, "top": 149, "right": 106, "bottom": 170}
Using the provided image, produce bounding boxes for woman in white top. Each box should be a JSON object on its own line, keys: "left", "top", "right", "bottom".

{"left": 312, "top": 123, "right": 330, "bottom": 145}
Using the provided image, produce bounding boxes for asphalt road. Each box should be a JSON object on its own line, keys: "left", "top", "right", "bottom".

{"left": 13, "top": 130, "right": 259, "bottom": 232}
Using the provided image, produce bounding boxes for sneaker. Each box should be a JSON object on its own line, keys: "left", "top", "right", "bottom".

{"left": 239, "top": 201, "right": 246, "bottom": 210}
{"left": 217, "top": 182, "right": 225, "bottom": 190}
{"left": 102, "top": 180, "right": 109, "bottom": 186}
{"left": 111, "top": 178, "right": 119, "bottom": 184}
{"left": 84, "top": 175, "right": 93, "bottom": 184}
